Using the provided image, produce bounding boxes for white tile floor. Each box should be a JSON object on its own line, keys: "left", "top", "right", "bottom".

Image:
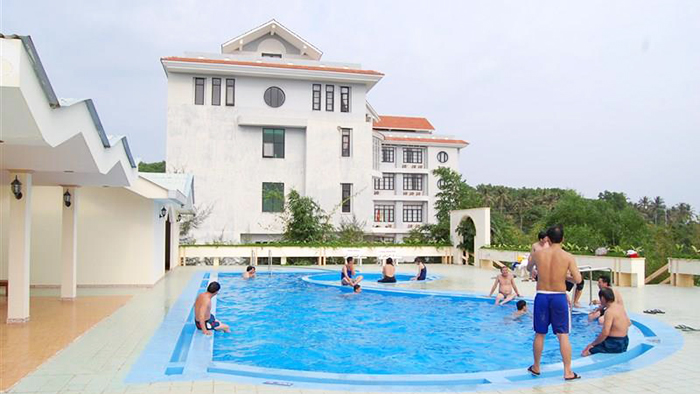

{"left": 5, "top": 264, "right": 700, "bottom": 394}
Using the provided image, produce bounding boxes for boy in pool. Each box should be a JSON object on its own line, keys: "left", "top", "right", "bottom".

{"left": 489, "top": 266, "right": 521, "bottom": 305}
{"left": 194, "top": 281, "right": 231, "bottom": 335}
{"left": 243, "top": 265, "right": 256, "bottom": 279}
{"left": 353, "top": 284, "right": 362, "bottom": 293}
{"left": 582, "top": 288, "right": 630, "bottom": 356}
{"left": 512, "top": 300, "right": 528, "bottom": 318}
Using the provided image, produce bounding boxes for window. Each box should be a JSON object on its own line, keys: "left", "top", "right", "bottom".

{"left": 437, "top": 151, "right": 448, "bottom": 163}
{"left": 373, "top": 137, "right": 381, "bottom": 170}
{"left": 340, "top": 86, "right": 351, "bottom": 112}
{"left": 262, "top": 183, "right": 284, "bottom": 212}
{"left": 374, "top": 205, "right": 395, "bottom": 222}
{"left": 325, "top": 85, "right": 334, "bottom": 111}
{"left": 264, "top": 86, "right": 285, "bottom": 108}
{"left": 312, "top": 84, "right": 321, "bottom": 110}
{"left": 437, "top": 179, "right": 447, "bottom": 189}
{"left": 403, "top": 148, "right": 423, "bottom": 164}
{"left": 382, "top": 147, "right": 395, "bottom": 163}
{"left": 262, "top": 128, "right": 285, "bottom": 158}
{"left": 403, "top": 204, "right": 423, "bottom": 223}
{"left": 403, "top": 174, "right": 423, "bottom": 191}
{"left": 262, "top": 53, "right": 282, "bottom": 58}
{"left": 374, "top": 173, "right": 395, "bottom": 190}
{"left": 211, "top": 78, "right": 221, "bottom": 106}
{"left": 226, "top": 79, "right": 235, "bottom": 106}
{"left": 194, "top": 77, "right": 205, "bottom": 105}
{"left": 341, "top": 183, "right": 352, "bottom": 213}
{"left": 341, "top": 128, "right": 351, "bottom": 157}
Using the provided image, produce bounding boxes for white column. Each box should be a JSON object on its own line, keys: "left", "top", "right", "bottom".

{"left": 7, "top": 172, "right": 32, "bottom": 323}
{"left": 61, "top": 186, "right": 78, "bottom": 299}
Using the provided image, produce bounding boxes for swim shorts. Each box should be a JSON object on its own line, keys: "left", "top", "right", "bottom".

{"left": 533, "top": 292, "right": 570, "bottom": 334}
{"left": 194, "top": 314, "right": 220, "bottom": 331}
{"left": 566, "top": 279, "right": 584, "bottom": 292}
{"left": 590, "top": 335, "right": 629, "bottom": 354}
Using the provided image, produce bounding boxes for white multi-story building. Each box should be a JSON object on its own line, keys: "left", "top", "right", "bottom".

{"left": 163, "top": 20, "right": 468, "bottom": 243}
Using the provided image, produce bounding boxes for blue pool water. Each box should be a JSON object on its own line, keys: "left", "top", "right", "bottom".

{"left": 212, "top": 272, "right": 605, "bottom": 375}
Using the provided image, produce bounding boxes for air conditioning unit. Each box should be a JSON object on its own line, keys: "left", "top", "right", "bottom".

{"left": 374, "top": 191, "right": 379, "bottom": 195}
{"left": 402, "top": 165, "right": 407, "bottom": 168}
{"left": 412, "top": 165, "right": 417, "bottom": 168}
{"left": 387, "top": 224, "right": 393, "bottom": 228}
{"left": 403, "top": 191, "right": 408, "bottom": 195}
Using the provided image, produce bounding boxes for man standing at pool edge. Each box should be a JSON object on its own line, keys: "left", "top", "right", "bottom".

{"left": 529, "top": 225, "right": 582, "bottom": 380}
{"left": 194, "top": 281, "right": 231, "bottom": 336}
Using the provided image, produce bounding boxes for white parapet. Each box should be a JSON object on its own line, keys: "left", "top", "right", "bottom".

{"left": 668, "top": 258, "right": 700, "bottom": 287}
{"left": 478, "top": 248, "right": 646, "bottom": 288}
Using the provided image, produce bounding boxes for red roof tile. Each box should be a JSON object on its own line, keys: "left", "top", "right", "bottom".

{"left": 373, "top": 116, "right": 434, "bottom": 131}
{"left": 161, "top": 57, "right": 383, "bottom": 76}
{"left": 383, "top": 136, "right": 469, "bottom": 146}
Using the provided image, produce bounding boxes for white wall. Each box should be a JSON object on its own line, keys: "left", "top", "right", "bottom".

{"left": 0, "top": 185, "right": 170, "bottom": 286}
{"left": 166, "top": 71, "right": 373, "bottom": 242}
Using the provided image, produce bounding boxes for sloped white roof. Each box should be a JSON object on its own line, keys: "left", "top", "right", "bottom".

{"left": 220, "top": 19, "right": 323, "bottom": 60}
{"left": 139, "top": 172, "right": 195, "bottom": 203}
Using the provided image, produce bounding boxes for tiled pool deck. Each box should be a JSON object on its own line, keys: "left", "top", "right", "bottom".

{"left": 4, "top": 264, "right": 699, "bottom": 394}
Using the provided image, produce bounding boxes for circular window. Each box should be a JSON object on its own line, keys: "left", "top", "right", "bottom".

{"left": 264, "top": 87, "right": 285, "bottom": 108}
{"left": 437, "top": 151, "right": 448, "bottom": 163}
{"left": 437, "top": 179, "right": 446, "bottom": 189}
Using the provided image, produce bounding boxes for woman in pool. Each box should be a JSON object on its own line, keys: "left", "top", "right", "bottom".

{"left": 378, "top": 258, "right": 397, "bottom": 283}
{"left": 411, "top": 257, "right": 427, "bottom": 281}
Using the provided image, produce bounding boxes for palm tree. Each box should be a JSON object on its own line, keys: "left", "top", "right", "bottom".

{"left": 636, "top": 196, "right": 653, "bottom": 222}
{"left": 650, "top": 196, "right": 666, "bottom": 226}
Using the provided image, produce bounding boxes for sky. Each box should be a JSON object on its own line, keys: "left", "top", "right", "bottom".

{"left": 3, "top": 0, "right": 699, "bottom": 210}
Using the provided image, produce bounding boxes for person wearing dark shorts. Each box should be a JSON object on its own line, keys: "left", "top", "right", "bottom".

{"left": 534, "top": 292, "right": 571, "bottom": 335}
{"left": 565, "top": 278, "right": 585, "bottom": 307}
{"left": 582, "top": 288, "right": 631, "bottom": 357}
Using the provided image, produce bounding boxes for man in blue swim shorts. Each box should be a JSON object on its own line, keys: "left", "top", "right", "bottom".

{"left": 194, "top": 281, "right": 231, "bottom": 335}
{"left": 529, "top": 225, "right": 582, "bottom": 381}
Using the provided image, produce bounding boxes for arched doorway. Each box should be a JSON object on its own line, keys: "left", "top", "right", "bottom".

{"left": 450, "top": 208, "right": 491, "bottom": 267}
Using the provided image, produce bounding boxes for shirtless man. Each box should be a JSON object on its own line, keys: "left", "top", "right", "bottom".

{"left": 341, "top": 256, "right": 363, "bottom": 286}
{"left": 588, "top": 275, "right": 623, "bottom": 323}
{"left": 243, "top": 265, "right": 256, "bottom": 279}
{"left": 582, "top": 287, "right": 631, "bottom": 356}
{"left": 529, "top": 225, "right": 582, "bottom": 381}
{"left": 194, "top": 281, "right": 231, "bottom": 336}
{"left": 489, "top": 266, "right": 521, "bottom": 305}
{"left": 527, "top": 231, "right": 549, "bottom": 281}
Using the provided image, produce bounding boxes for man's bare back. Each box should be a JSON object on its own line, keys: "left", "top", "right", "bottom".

{"left": 194, "top": 292, "right": 212, "bottom": 323}
{"left": 533, "top": 246, "right": 581, "bottom": 292}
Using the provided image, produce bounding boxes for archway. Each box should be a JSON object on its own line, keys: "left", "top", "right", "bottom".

{"left": 450, "top": 208, "right": 491, "bottom": 268}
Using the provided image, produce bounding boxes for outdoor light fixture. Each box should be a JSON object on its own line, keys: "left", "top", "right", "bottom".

{"left": 63, "top": 191, "right": 72, "bottom": 207}
{"left": 177, "top": 214, "right": 182, "bottom": 222}
{"left": 159, "top": 207, "right": 167, "bottom": 218}
{"left": 11, "top": 176, "right": 23, "bottom": 200}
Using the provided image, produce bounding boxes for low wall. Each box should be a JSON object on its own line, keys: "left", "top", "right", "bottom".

{"left": 180, "top": 245, "right": 452, "bottom": 266}
{"left": 478, "top": 248, "right": 646, "bottom": 288}
{"left": 668, "top": 258, "right": 700, "bottom": 287}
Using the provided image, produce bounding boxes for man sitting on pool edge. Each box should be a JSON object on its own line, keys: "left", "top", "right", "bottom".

{"left": 582, "top": 287, "right": 630, "bottom": 356}
{"left": 341, "top": 256, "right": 363, "bottom": 286}
{"left": 489, "top": 266, "right": 521, "bottom": 305}
{"left": 194, "top": 281, "right": 231, "bottom": 336}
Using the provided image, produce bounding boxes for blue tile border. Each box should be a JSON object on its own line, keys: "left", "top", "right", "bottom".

{"left": 125, "top": 269, "right": 684, "bottom": 392}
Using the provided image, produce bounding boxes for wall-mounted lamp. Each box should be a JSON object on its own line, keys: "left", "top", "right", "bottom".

{"left": 159, "top": 207, "right": 167, "bottom": 218}
{"left": 177, "top": 214, "right": 182, "bottom": 222}
{"left": 63, "top": 190, "right": 72, "bottom": 207}
{"left": 11, "top": 176, "right": 23, "bottom": 200}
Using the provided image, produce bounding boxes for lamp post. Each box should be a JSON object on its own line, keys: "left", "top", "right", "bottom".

{"left": 159, "top": 207, "right": 167, "bottom": 218}
{"left": 11, "top": 176, "right": 23, "bottom": 200}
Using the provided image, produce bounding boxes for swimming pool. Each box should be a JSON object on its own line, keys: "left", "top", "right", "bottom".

{"left": 127, "top": 269, "right": 683, "bottom": 392}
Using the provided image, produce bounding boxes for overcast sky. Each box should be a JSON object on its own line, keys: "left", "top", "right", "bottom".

{"left": 4, "top": 1, "right": 699, "bottom": 210}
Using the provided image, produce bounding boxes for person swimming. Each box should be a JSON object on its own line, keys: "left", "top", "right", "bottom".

{"left": 512, "top": 300, "right": 528, "bottom": 319}
{"left": 243, "top": 265, "right": 256, "bottom": 279}
{"left": 378, "top": 258, "right": 397, "bottom": 283}
{"left": 411, "top": 257, "right": 427, "bottom": 281}
{"left": 353, "top": 284, "right": 362, "bottom": 293}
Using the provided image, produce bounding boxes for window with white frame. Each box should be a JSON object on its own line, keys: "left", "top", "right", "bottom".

{"left": 374, "top": 204, "right": 395, "bottom": 222}
{"left": 403, "top": 147, "right": 423, "bottom": 164}
{"left": 341, "top": 128, "right": 351, "bottom": 157}
{"left": 382, "top": 147, "right": 395, "bottom": 163}
{"left": 403, "top": 204, "right": 423, "bottom": 223}
{"left": 403, "top": 174, "right": 423, "bottom": 191}
{"left": 374, "top": 173, "right": 395, "bottom": 190}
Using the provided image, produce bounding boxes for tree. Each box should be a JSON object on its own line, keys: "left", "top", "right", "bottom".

{"left": 281, "top": 190, "right": 333, "bottom": 243}
{"left": 650, "top": 196, "right": 666, "bottom": 225}
{"left": 337, "top": 215, "right": 366, "bottom": 243}
{"left": 179, "top": 203, "right": 214, "bottom": 244}
{"left": 138, "top": 160, "right": 165, "bottom": 173}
